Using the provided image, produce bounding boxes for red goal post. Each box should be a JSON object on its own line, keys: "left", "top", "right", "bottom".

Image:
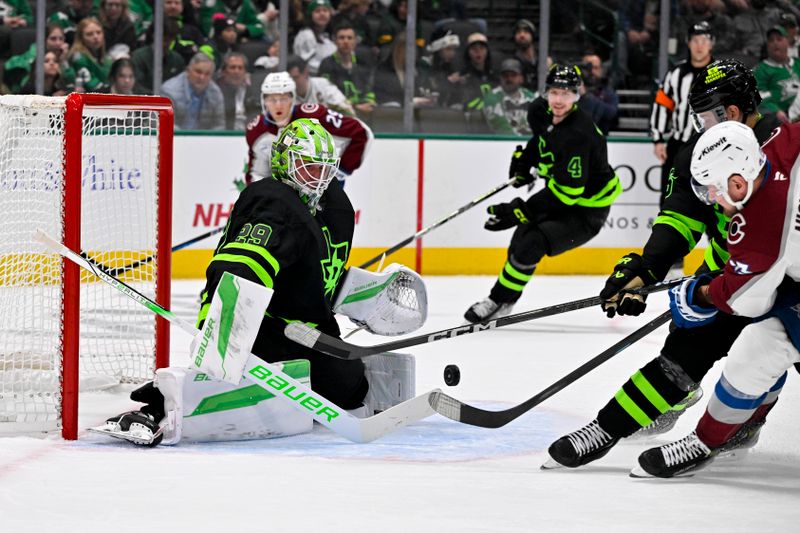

{"left": 0, "top": 93, "right": 174, "bottom": 439}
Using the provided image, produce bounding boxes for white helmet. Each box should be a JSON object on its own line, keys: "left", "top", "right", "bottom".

{"left": 260, "top": 71, "right": 296, "bottom": 116}
{"left": 690, "top": 120, "right": 766, "bottom": 210}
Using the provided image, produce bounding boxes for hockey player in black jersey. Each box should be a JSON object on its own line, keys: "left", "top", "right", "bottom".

{"left": 464, "top": 64, "right": 622, "bottom": 323}
{"left": 544, "top": 59, "right": 782, "bottom": 470}
{"left": 94, "top": 118, "right": 426, "bottom": 446}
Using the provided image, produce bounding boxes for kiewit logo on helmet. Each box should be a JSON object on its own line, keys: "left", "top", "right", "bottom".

{"left": 705, "top": 66, "right": 726, "bottom": 84}
{"left": 699, "top": 136, "right": 727, "bottom": 158}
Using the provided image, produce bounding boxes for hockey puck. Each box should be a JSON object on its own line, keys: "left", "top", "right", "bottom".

{"left": 443, "top": 364, "right": 461, "bottom": 386}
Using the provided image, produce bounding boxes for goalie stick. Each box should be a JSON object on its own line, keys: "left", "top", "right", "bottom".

{"left": 429, "top": 309, "right": 672, "bottom": 428}
{"left": 359, "top": 178, "right": 515, "bottom": 269}
{"left": 284, "top": 273, "right": 714, "bottom": 359}
{"left": 36, "top": 230, "right": 437, "bottom": 444}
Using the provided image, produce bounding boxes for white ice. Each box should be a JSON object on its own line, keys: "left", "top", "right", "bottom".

{"left": 1, "top": 276, "right": 799, "bottom": 532}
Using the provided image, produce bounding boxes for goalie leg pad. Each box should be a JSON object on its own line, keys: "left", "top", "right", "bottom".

{"left": 362, "top": 352, "right": 415, "bottom": 416}
{"left": 154, "top": 361, "right": 313, "bottom": 444}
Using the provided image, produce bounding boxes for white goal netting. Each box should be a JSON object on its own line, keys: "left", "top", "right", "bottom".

{"left": 0, "top": 95, "right": 169, "bottom": 434}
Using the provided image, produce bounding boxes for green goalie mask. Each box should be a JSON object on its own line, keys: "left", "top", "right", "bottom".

{"left": 271, "top": 118, "right": 340, "bottom": 211}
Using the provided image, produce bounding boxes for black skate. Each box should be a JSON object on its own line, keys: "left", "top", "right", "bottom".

{"left": 88, "top": 411, "right": 164, "bottom": 447}
{"left": 542, "top": 419, "right": 619, "bottom": 469}
{"left": 631, "top": 431, "right": 715, "bottom": 478}
{"left": 717, "top": 419, "right": 765, "bottom": 458}
{"left": 464, "top": 297, "right": 514, "bottom": 324}
{"left": 631, "top": 387, "right": 703, "bottom": 438}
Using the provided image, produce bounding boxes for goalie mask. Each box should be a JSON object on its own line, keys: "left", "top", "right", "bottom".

{"left": 271, "top": 118, "right": 340, "bottom": 212}
{"left": 690, "top": 121, "right": 765, "bottom": 211}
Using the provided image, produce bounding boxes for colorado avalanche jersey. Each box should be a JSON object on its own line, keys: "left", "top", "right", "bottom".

{"left": 245, "top": 103, "right": 372, "bottom": 183}
{"left": 709, "top": 123, "right": 800, "bottom": 317}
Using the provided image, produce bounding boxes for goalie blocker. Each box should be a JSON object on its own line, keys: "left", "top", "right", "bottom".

{"left": 93, "top": 271, "right": 421, "bottom": 446}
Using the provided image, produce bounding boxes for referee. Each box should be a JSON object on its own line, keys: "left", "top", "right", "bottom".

{"left": 650, "top": 21, "right": 714, "bottom": 209}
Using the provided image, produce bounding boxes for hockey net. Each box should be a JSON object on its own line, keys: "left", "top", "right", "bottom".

{"left": 0, "top": 94, "right": 173, "bottom": 439}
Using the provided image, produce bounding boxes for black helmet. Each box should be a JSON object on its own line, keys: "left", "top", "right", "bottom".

{"left": 689, "top": 59, "right": 761, "bottom": 116}
{"left": 687, "top": 20, "right": 714, "bottom": 40}
{"left": 545, "top": 64, "right": 582, "bottom": 93}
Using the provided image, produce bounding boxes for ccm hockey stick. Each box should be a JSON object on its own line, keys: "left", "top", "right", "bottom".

{"left": 284, "top": 273, "right": 711, "bottom": 359}
{"left": 36, "top": 230, "right": 436, "bottom": 443}
{"left": 358, "top": 178, "right": 516, "bottom": 269}
{"left": 92, "top": 226, "right": 226, "bottom": 277}
{"left": 429, "top": 309, "right": 672, "bottom": 428}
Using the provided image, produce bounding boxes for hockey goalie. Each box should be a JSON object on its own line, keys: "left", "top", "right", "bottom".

{"left": 92, "top": 119, "right": 427, "bottom": 446}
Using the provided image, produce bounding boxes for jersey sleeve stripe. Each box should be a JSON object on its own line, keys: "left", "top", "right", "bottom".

{"left": 209, "top": 254, "right": 276, "bottom": 288}
{"left": 221, "top": 242, "right": 281, "bottom": 276}
{"left": 652, "top": 214, "right": 702, "bottom": 249}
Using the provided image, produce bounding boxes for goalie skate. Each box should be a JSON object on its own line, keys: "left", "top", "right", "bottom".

{"left": 88, "top": 411, "right": 164, "bottom": 447}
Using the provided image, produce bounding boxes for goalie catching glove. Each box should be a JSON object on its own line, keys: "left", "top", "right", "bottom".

{"left": 333, "top": 263, "right": 428, "bottom": 336}
{"left": 599, "top": 252, "right": 659, "bottom": 318}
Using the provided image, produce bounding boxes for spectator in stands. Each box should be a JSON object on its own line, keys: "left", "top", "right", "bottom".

{"left": 161, "top": 52, "right": 225, "bottom": 129}
{"left": 293, "top": 0, "right": 336, "bottom": 74}
{"left": 755, "top": 24, "right": 800, "bottom": 122}
{"left": 19, "top": 51, "right": 72, "bottom": 96}
{"left": 128, "top": 0, "right": 154, "bottom": 38}
{"left": 482, "top": 58, "right": 536, "bottom": 136}
{"left": 672, "top": 0, "right": 735, "bottom": 56}
{"left": 618, "top": 0, "right": 662, "bottom": 78}
{"left": 99, "top": 0, "right": 137, "bottom": 57}
{"left": 253, "top": 38, "right": 280, "bottom": 72}
{"left": 512, "top": 19, "right": 538, "bottom": 92}
{"left": 202, "top": 14, "right": 240, "bottom": 69}
{"left": 199, "top": 0, "right": 264, "bottom": 40}
{"left": 254, "top": 2, "right": 280, "bottom": 42}
{"left": 217, "top": 52, "right": 261, "bottom": 129}
{"left": 164, "top": 0, "right": 206, "bottom": 64}
{"left": 318, "top": 21, "right": 376, "bottom": 115}
{"left": 332, "top": 0, "right": 377, "bottom": 49}
{"left": 453, "top": 32, "right": 497, "bottom": 112}
{"left": 423, "top": 28, "right": 461, "bottom": 108}
{"left": 376, "top": 0, "right": 431, "bottom": 62}
{"left": 578, "top": 53, "right": 619, "bottom": 135}
{"left": 0, "top": 0, "right": 32, "bottom": 62}
{"left": 780, "top": 11, "right": 799, "bottom": 58}
{"left": 68, "top": 17, "right": 114, "bottom": 92}
{"left": 373, "top": 33, "right": 432, "bottom": 107}
{"left": 287, "top": 54, "right": 356, "bottom": 116}
{"left": 131, "top": 17, "right": 186, "bottom": 94}
{"left": 3, "top": 23, "right": 76, "bottom": 94}
{"left": 106, "top": 57, "right": 137, "bottom": 94}
{"left": 731, "top": 0, "right": 782, "bottom": 65}
{"left": 50, "top": 0, "right": 99, "bottom": 44}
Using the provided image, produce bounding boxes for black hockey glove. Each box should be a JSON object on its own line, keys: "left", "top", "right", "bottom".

{"left": 485, "top": 198, "right": 531, "bottom": 231}
{"left": 599, "top": 252, "right": 659, "bottom": 318}
{"left": 509, "top": 144, "right": 535, "bottom": 188}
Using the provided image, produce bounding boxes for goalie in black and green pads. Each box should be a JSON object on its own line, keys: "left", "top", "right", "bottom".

{"left": 465, "top": 64, "right": 621, "bottom": 323}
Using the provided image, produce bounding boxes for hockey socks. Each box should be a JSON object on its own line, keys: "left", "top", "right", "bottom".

{"left": 597, "top": 357, "right": 695, "bottom": 439}
{"left": 489, "top": 260, "right": 535, "bottom": 304}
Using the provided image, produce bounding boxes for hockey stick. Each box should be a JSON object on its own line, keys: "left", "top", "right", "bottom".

{"left": 284, "top": 273, "right": 711, "bottom": 359}
{"left": 36, "top": 230, "right": 437, "bottom": 444}
{"left": 95, "top": 226, "right": 226, "bottom": 276}
{"left": 429, "top": 309, "right": 672, "bottom": 428}
{"left": 358, "top": 178, "right": 516, "bottom": 269}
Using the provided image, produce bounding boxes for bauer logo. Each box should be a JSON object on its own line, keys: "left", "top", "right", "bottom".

{"left": 249, "top": 364, "right": 340, "bottom": 422}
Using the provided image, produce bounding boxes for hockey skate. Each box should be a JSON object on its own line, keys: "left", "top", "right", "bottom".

{"left": 542, "top": 419, "right": 619, "bottom": 469}
{"left": 88, "top": 411, "right": 164, "bottom": 447}
{"left": 630, "top": 387, "right": 703, "bottom": 438}
{"left": 630, "top": 431, "right": 715, "bottom": 478}
{"left": 716, "top": 419, "right": 765, "bottom": 458}
{"left": 463, "top": 297, "right": 514, "bottom": 324}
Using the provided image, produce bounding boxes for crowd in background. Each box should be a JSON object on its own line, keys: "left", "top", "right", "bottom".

{"left": 2, "top": 0, "right": 800, "bottom": 134}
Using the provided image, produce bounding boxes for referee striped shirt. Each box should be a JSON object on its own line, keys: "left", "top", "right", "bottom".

{"left": 650, "top": 61, "right": 708, "bottom": 143}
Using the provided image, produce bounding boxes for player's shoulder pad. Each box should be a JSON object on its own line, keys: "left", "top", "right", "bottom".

{"left": 245, "top": 114, "right": 273, "bottom": 144}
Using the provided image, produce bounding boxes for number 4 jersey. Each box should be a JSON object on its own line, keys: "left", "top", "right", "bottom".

{"left": 245, "top": 103, "right": 373, "bottom": 184}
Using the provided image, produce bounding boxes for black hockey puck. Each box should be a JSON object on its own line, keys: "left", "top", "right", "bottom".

{"left": 443, "top": 364, "right": 461, "bottom": 386}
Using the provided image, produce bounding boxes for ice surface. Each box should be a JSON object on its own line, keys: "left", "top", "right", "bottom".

{"left": 1, "top": 276, "right": 798, "bottom": 532}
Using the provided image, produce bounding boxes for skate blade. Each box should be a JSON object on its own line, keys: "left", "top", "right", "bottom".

{"left": 629, "top": 465, "right": 696, "bottom": 479}
{"left": 540, "top": 456, "right": 566, "bottom": 470}
{"left": 87, "top": 425, "right": 158, "bottom": 446}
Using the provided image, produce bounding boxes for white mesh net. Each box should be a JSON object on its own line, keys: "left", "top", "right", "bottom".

{"left": 0, "top": 96, "right": 164, "bottom": 434}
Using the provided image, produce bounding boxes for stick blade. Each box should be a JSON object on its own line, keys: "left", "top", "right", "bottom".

{"left": 284, "top": 322, "right": 321, "bottom": 348}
